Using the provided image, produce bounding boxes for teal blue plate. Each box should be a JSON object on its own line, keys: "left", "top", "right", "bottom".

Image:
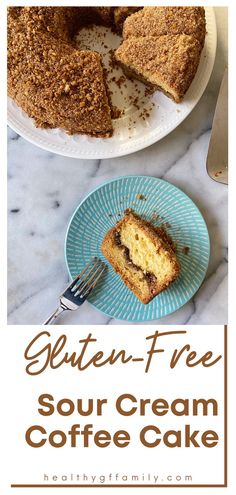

{"left": 65, "top": 176, "right": 210, "bottom": 322}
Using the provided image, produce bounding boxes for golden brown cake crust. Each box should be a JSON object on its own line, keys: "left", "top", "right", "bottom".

{"left": 102, "top": 210, "right": 180, "bottom": 304}
{"left": 115, "top": 34, "right": 202, "bottom": 103}
{"left": 123, "top": 7, "right": 206, "bottom": 47}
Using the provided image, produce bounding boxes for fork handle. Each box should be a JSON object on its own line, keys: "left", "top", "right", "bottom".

{"left": 44, "top": 306, "right": 67, "bottom": 325}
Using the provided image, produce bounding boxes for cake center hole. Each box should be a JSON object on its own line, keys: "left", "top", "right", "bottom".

{"left": 75, "top": 25, "right": 154, "bottom": 119}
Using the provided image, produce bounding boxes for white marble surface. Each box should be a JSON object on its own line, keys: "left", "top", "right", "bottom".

{"left": 7, "top": 8, "right": 228, "bottom": 325}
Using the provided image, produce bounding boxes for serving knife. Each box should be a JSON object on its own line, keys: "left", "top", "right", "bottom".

{"left": 206, "top": 68, "right": 228, "bottom": 184}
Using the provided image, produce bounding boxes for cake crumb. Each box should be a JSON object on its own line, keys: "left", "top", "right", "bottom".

{"left": 151, "top": 212, "right": 159, "bottom": 221}
{"left": 182, "top": 246, "right": 190, "bottom": 255}
{"left": 136, "top": 193, "right": 147, "bottom": 201}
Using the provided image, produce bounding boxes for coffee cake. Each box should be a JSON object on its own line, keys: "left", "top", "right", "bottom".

{"left": 102, "top": 210, "right": 180, "bottom": 304}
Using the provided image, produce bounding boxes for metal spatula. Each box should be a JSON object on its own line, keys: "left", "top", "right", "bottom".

{"left": 206, "top": 68, "right": 228, "bottom": 184}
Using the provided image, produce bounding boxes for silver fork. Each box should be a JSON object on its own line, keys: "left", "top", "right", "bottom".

{"left": 44, "top": 258, "right": 106, "bottom": 325}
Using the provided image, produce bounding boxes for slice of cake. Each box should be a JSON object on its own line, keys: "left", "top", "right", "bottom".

{"left": 115, "top": 34, "right": 202, "bottom": 103}
{"left": 123, "top": 7, "right": 206, "bottom": 47}
{"left": 101, "top": 210, "right": 180, "bottom": 304}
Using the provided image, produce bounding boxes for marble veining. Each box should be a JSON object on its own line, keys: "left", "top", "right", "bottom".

{"left": 7, "top": 9, "right": 228, "bottom": 325}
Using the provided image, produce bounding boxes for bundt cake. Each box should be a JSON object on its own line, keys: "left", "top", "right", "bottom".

{"left": 101, "top": 210, "right": 180, "bottom": 304}
{"left": 115, "top": 6, "right": 206, "bottom": 103}
{"left": 8, "top": 7, "right": 206, "bottom": 137}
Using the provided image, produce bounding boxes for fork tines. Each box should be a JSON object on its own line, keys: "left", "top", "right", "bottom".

{"left": 70, "top": 258, "right": 105, "bottom": 298}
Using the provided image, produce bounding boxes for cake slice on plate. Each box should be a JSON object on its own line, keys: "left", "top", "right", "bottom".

{"left": 101, "top": 210, "right": 180, "bottom": 304}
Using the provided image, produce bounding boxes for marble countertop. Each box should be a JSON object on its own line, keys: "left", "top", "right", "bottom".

{"left": 7, "top": 8, "right": 228, "bottom": 325}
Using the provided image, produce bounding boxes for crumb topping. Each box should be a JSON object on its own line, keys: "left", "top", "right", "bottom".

{"left": 123, "top": 7, "right": 206, "bottom": 47}
{"left": 115, "top": 34, "right": 202, "bottom": 102}
{"left": 8, "top": 6, "right": 206, "bottom": 135}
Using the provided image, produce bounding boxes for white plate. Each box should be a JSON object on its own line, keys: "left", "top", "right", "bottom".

{"left": 7, "top": 7, "right": 217, "bottom": 159}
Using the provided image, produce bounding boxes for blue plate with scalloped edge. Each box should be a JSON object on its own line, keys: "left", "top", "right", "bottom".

{"left": 65, "top": 175, "right": 210, "bottom": 321}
